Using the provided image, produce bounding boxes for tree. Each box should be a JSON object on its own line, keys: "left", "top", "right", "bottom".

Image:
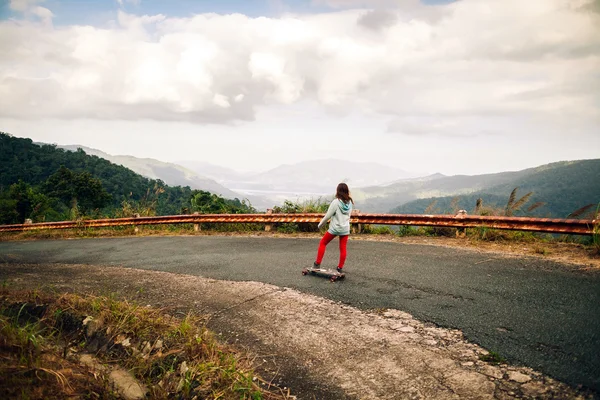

{"left": 43, "top": 166, "right": 112, "bottom": 216}
{"left": 191, "top": 191, "right": 229, "bottom": 214}
{"left": 190, "top": 190, "right": 256, "bottom": 214}
{"left": 0, "top": 180, "right": 52, "bottom": 223}
{"left": 0, "top": 195, "right": 19, "bottom": 224}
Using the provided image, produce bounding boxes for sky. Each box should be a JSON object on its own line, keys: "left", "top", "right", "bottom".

{"left": 1, "top": 0, "right": 599, "bottom": 176}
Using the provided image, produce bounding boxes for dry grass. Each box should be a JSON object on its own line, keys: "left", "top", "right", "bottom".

{"left": 0, "top": 288, "right": 291, "bottom": 400}
{"left": 0, "top": 223, "right": 266, "bottom": 241}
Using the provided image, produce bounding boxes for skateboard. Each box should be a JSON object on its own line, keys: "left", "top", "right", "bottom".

{"left": 302, "top": 267, "right": 345, "bottom": 282}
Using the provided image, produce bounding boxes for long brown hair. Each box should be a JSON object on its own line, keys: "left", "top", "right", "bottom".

{"left": 336, "top": 183, "right": 354, "bottom": 205}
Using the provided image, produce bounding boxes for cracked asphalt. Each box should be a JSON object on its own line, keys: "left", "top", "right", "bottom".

{"left": 1, "top": 235, "right": 599, "bottom": 394}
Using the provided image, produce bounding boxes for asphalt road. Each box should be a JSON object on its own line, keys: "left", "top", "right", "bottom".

{"left": 1, "top": 236, "right": 599, "bottom": 393}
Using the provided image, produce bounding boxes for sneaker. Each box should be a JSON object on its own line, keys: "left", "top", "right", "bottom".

{"left": 313, "top": 262, "right": 321, "bottom": 269}
{"left": 337, "top": 267, "right": 343, "bottom": 273}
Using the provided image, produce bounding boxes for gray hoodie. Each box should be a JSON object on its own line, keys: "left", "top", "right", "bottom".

{"left": 318, "top": 198, "right": 353, "bottom": 236}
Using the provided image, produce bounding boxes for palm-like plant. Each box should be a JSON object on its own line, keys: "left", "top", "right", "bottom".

{"left": 504, "top": 187, "right": 544, "bottom": 217}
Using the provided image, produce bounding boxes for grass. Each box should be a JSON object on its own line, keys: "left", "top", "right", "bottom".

{"left": 592, "top": 204, "right": 600, "bottom": 255}
{"left": 0, "top": 289, "right": 290, "bottom": 400}
{"left": 0, "top": 223, "right": 265, "bottom": 241}
{"left": 533, "top": 244, "right": 550, "bottom": 256}
{"left": 479, "top": 351, "right": 507, "bottom": 365}
{"left": 1, "top": 222, "right": 593, "bottom": 251}
{"left": 0, "top": 301, "right": 113, "bottom": 398}
{"left": 361, "top": 225, "right": 396, "bottom": 235}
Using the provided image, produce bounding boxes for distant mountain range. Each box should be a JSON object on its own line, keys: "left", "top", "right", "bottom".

{"left": 358, "top": 160, "right": 600, "bottom": 218}
{"left": 47, "top": 143, "right": 600, "bottom": 218}
{"left": 58, "top": 145, "right": 274, "bottom": 209}
{"left": 177, "top": 158, "right": 424, "bottom": 204}
{"left": 60, "top": 145, "right": 237, "bottom": 197}
{"left": 238, "top": 159, "right": 421, "bottom": 192}
{"left": 175, "top": 160, "right": 253, "bottom": 183}
{"left": 57, "top": 145, "right": 427, "bottom": 209}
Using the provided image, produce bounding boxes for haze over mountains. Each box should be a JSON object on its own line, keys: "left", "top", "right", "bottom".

{"left": 178, "top": 158, "right": 423, "bottom": 203}
{"left": 57, "top": 143, "right": 599, "bottom": 218}
{"left": 60, "top": 144, "right": 425, "bottom": 207}
{"left": 58, "top": 145, "right": 273, "bottom": 209}
{"left": 60, "top": 145, "right": 234, "bottom": 194}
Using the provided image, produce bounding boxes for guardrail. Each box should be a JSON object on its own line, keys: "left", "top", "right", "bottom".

{"left": 0, "top": 212, "right": 596, "bottom": 235}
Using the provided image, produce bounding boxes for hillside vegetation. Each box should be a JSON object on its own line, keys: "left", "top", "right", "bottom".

{"left": 59, "top": 144, "right": 248, "bottom": 200}
{"left": 360, "top": 160, "right": 600, "bottom": 218}
{"left": 0, "top": 132, "right": 255, "bottom": 224}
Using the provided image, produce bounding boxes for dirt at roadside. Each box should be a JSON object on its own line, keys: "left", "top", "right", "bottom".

{"left": 2, "top": 262, "right": 595, "bottom": 400}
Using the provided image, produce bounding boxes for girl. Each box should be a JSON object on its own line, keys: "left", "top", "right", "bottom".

{"left": 314, "top": 183, "right": 354, "bottom": 273}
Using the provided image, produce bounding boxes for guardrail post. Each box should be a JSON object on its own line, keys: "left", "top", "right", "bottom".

{"left": 352, "top": 209, "right": 361, "bottom": 234}
{"left": 455, "top": 210, "right": 467, "bottom": 237}
{"left": 134, "top": 213, "right": 140, "bottom": 233}
{"left": 193, "top": 212, "right": 200, "bottom": 232}
{"left": 265, "top": 209, "right": 273, "bottom": 232}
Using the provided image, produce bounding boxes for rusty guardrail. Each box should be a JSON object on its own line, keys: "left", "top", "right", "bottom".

{"left": 0, "top": 213, "right": 596, "bottom": 235}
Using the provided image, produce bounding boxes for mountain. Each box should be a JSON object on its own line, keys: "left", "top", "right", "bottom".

{"left": 175, "top": 160, "right": 253, "bottom": 183}
{"left": 174, "top": 158, "right": 424, "bottom": 206}
{"left": 359, "top": 160, "right": 600, "bottom": 218}
{"left": 1, "top": 133, "right": 193, "bottom": 217}
{"left": 58, "top": 145, "right": 273, "bottom": 210}
{"left": 0, "top": 132, "right": 260, "bottom": 223}
{"left": 353, "top": 168, "right": 531, "bottom": 212}
{"left": 60, "top": 145, "right": 239, "bottom": 198}
{"left": 221, "top": 159, "right": 423, "bottom": 199}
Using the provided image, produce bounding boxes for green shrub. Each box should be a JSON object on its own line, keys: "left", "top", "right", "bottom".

{"left": 361, "top": 224, "right": 395, "bottom": 235}
{"left": 396, "top": 225, "right": 414, "bottom": 237}
{"left": 271, "top": 198, "right": 330, "bottom": 233}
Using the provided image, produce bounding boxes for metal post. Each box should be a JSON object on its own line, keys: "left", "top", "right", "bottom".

{"left": 265, "top": 209, "right": 273, "bottom": 232}
{"left": 455, "top": 210, "right": 467, "bottom": 237}
{"left": 352, "top": 209, "right": 361, "bottom": 234}
{"left": 193, "top": 212, "right": 200, "bottom": 232}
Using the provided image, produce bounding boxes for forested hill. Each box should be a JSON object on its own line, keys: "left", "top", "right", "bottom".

{"left": 390, "top": 159, "right": 600, "bottom": 218}
{"left": 0, "top": 132, "right": 254, "bottom": 224}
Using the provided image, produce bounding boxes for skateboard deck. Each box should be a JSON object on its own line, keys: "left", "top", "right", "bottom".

{"left": 302, "top": 267, "right": 345, "bottom": 282}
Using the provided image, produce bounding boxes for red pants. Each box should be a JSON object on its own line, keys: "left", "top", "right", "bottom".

{"left": 316, "top": 232, "right": 349, "bottom": 268}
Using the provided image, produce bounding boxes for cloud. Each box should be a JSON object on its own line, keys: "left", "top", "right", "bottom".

{"left": 387, "top": 117, "right": 461, "bottom": 136}
{"left": 9, "top": 0, "right": 53, "bottom": 24}
{"left": 9, "top": 0, "right": 42, "bottom": 12}
{"left": 0, "top": 0, "right": 598, "bottom": 132}
{"left": 357, "top": 9, "right": 398, "bottom": 30}
{"left": 117, "top": 0, "right": 141, "bottom": 6}
{"left": 212, "top": 93, "right": 231, "bottom": 108}
{"left": 311, "top": 0, "right": 414, "bottom": 9}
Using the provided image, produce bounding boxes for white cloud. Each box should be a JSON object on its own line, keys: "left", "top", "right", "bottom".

{"left": 117, "top": 0, "right": 141, "bottom": 6}
{"left": 9, "top": 0, "right": 53, "bottom": 24}
{"left": 30, "top": 6, "right": 53, "bottom": 25}
{"left": 0, "top": 0, "right": 598, "bottom": 136}
{"left": 212, "top": 93, "right": 231, "bottom": 108}
{"left": 9, "top": 0, "right": 42, "bottom": 12}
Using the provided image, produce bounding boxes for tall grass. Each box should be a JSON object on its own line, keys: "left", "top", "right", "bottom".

{"left": 0, "top": 289, "right": 289, "bottom": 399}
{"left": 593, "top": 204, "right": 600, "bottom": 254}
